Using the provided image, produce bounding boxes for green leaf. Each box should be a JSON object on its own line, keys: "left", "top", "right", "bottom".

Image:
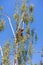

{"left": 29, "top": 4, "right": 34, "bottom": 13}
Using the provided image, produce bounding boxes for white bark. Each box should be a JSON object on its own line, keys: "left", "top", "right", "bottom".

{"left": 0, "top": 46, "right": 3, "bottom": 57}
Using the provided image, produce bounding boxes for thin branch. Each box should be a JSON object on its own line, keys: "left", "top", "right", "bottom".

{"left": 7, "top": 16, "right": 16, "bottom": 40}
{"left": 0, "top": 46, "right": 3, "bottom": 57}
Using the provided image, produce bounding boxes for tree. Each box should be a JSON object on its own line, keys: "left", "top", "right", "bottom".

{"left": 0, "top": 0, "right": 38, "bottom": 65}
{"left": 13, "top": 0, "right": 38, "bottom": 65}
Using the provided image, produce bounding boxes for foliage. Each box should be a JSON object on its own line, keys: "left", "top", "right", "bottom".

{"left": 13, "top": 0, "right": 38, "bottom": 65}
{"left": 2, "top": 42, "right": 10, "bottom": 65}
{"left": 0, "top": 6, "right": 5, "bottom": 31}
{"left": 0, "top": 20, "right": 4, "bottom": 31}
{"left": 0, "top": 1, "right": 38, "bottom": 65}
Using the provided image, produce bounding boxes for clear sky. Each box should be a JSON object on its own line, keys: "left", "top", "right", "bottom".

{"left": 0, "top": 0, "right": 43, "bottom": 65}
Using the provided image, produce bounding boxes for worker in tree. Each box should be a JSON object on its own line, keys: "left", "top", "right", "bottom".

{"left": 16, "top": 27, "right": 24, "bottom": 43}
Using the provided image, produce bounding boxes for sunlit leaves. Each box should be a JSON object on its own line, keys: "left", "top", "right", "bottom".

{"left": 2, "top": 42, "right": 10, "bottom": 65}
{"left": 2, "top": 56, "right": 9, "bottom": 65}
{"left": 13, "top": 13, "right": 20, "bottom": 22}
{"left": 28, "top": 42, "right": 34, "bottom": 58}
{"left": 26, "top": 26, "right": 30, "bottom": 34}
{"left": 3, "top": 42, "right": 10, "bottom": 52}
{"left": 0, "top": 20, "right": 4, "bottom": 31}
{"left": 21, "top": 4, "right": 26, "bottom": 13}
{"left": 29, "top": 15, "right": 34, "bottom": 22}
{"left": 23, "top": 13, "right": 29, "bottom": 25}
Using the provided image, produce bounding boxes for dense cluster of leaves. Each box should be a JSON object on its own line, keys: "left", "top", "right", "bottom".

{"left": 2, "top": 42, "right": 10, "bottom": 65}
{"left": 13, "top": 3, "right": 34, "bottom": 24}
{"left": 0, "top": 6, "right": 4, "bottom": 31}
{"left": 0, "top": 20, "right": 4, "bottom": 31}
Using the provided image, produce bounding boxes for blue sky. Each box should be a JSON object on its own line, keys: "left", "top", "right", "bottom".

{"left": 0, "top": 0, "right": 43, "bottom": 65}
